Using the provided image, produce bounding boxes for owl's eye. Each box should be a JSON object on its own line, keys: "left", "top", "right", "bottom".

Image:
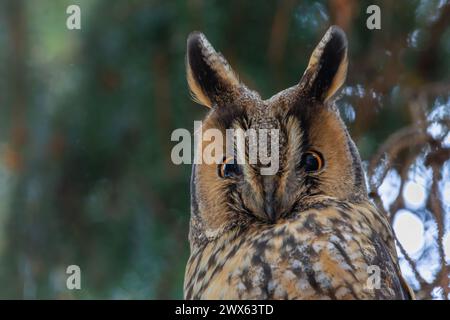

{"left": 218, "top": 157, "right": 242, "bottom": 178}
{"left": 301, "top": 151, "right": 324, "bottom": 172}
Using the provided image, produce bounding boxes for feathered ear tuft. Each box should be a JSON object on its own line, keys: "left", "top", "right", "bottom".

{"left": 301, "top": 26, "right": 348, "bottom": 102}
{"left": 186, "top": 32, "right": 240, "bottom": 108}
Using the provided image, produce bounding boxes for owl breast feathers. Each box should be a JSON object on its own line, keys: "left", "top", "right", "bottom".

{"left": 183, "top": 26, "right": 413, "bottom": 300}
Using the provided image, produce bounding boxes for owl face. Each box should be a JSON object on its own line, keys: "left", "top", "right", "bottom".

{"left": 187, "top": 27, "right": 368, "bottom": 243}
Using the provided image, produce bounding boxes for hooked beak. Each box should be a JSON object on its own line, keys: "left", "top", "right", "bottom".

{"left": 263, "top": 176, "right": 282, "bottom": 223}
{"left": 264, "top": 203, "right": 279, "bottom": 223}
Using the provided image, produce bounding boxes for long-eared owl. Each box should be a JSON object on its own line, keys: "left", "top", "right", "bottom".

{"left": 183, "top": 26, "right": 413, "bottom": 300}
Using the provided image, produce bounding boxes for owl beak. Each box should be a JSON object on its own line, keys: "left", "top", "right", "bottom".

{"left": 264, "top": 195, "right": 283, "bottom": 223}
{"left": 264, "top": 204, "right": 278, "bottom": 223}
{"left": 262, "top": 176, "right": 282, "bottom": 223}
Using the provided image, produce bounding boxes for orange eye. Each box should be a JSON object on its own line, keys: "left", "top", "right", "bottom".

{"left": 218, "top": 157, "right": 242, "bottom": 178}
{"left": 301, "top": 151, "right": 323, "bottom": 172}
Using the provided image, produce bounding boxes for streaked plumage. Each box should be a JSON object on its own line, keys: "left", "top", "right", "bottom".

{"left": 183, "top": 26, "right": 413, "bottom": 300}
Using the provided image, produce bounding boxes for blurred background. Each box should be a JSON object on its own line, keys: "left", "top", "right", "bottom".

{"left": 0, "top": 0, "right": 449, "bottom": 299}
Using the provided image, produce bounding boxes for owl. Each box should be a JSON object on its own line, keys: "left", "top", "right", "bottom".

{"left": 183, "top": 26, "right": 413, "bottom": 300}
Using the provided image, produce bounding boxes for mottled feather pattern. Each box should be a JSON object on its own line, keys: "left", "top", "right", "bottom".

{"left": 184, "top": 198, "right": 407, "bottom": 300}
{"left": 184, "top": 26, "right": 413, "bottom": 300}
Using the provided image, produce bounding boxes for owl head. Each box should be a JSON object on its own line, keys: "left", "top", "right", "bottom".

{"left": 186, "top": 26, "right": 367, "bottom": 246}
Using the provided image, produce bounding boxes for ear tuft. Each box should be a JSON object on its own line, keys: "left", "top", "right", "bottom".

{"left": 186, "top": 32, "right": 240, "bottom": 108}
{"left": 302, "top": 26, "right": 348, "bottom": 102}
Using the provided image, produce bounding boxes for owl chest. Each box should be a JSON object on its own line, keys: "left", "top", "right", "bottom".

{"left": 184, "top": 210, "right": 395, "bottom": 299}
